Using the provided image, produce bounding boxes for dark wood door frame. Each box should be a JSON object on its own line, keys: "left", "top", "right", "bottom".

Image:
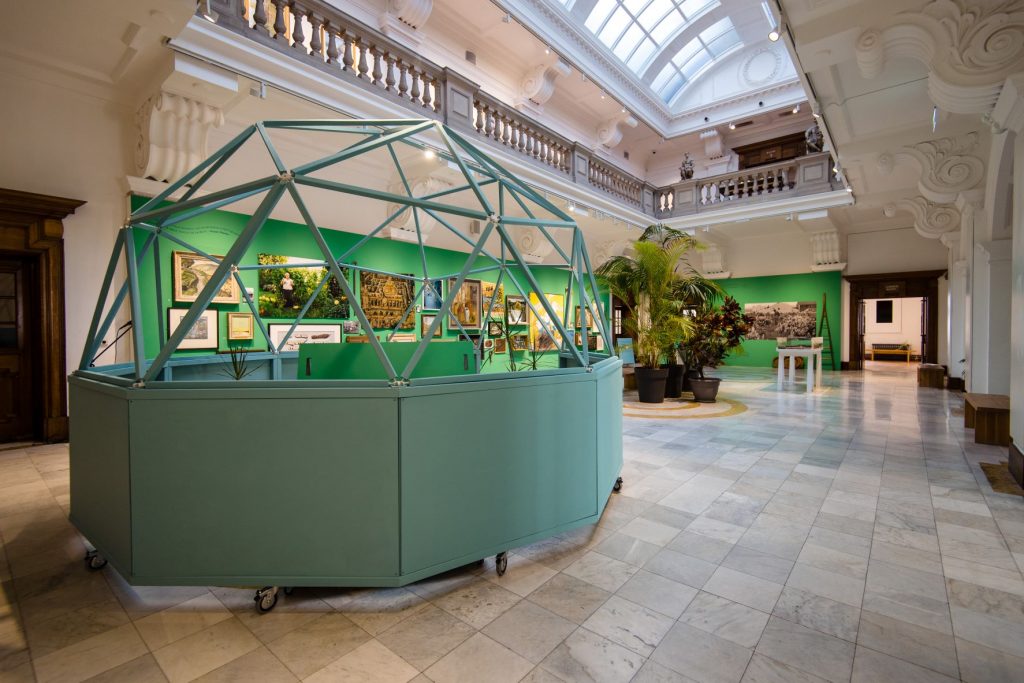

{"left": 844, "top": 270, "right": 945, "bottom": 371}
{"left": 0, "top": 188, "right": 84, "bottom": 442}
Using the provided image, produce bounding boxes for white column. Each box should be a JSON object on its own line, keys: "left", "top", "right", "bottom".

{"left": 947, "top": 257, "right": 967, "bottom": 383}
{"left": 970, "top": 241, "right": 990, "bottom": 393}
{"left": 983, "top": 240, "right": 1014, "bottom": 394}
{"left": 1012, "top": 130, "right": 1024, "bottom": 447}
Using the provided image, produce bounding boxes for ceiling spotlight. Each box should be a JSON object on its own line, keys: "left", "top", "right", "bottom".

{"left": 544, "top": 46, "right": 550, "bottom": 54}
{"left": 728, "top": 122, "right": 736, "bottom": 130}
{"left": 600, "top": 93, "right": 605, "bottom": 99}
{"left": 768, "top": 26, "right": 781, "bottom": 41}
{"left": 811, "top": 102, "right": 822, "bottom": 118}
{"left": 792, "top": 104, "right": 800, "bottom": 114}
{"left": 423, "top": 148, "right": 436, "bottom": 160}
{"left": 621, "top": 106, "right": 627, "bottom": 113}
{"left": 568, "top": 201, "right": 577, "bottom": 213}
{"left": 846, "top": 187, "right": 853, "bottom": 193}
{"left": 199, "top": 0, "right": 218, "bottom": 23}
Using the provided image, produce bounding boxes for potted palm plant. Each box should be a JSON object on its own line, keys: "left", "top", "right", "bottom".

{"left": 680, "top": 296, "right": 751, "bottom": 402}
{"left": 598, "top": 227, "right": 718, "bottom": 403}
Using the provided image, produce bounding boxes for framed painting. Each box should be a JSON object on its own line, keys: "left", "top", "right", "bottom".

{"left": 529, "top": 292, "right": 564, "bottom": 351}
{"left": 574, "top": 305, "right": 596, "bottom": 330}
{"left": 360, "top": 271, "right": 416, "bottom": 330}
{"left": 173, "top": 251, "right": 238, "bottom": 304}
{"left": 483, "top": 338, "right": 494, "bottom": 350}
{"left": 167, "top": 308, "right": 218, "bottom": 349}
{"left": 226, "top": 312, "right": 254, "bottom": 340}
{"left": 422, "top": 278, "right": 444, "bottom": 311}
{"left": 257, "top": 254, "right": 349, "bottom": 319}
{"left": 487, "top": 320, "right": 503, "bottom": 337}
{"left": 342, "top": 320, "right": 361, "bottom": 334}
{"left": 505, "top": 295, "right": 529, "bottom": 326}
{"left": 447, "top": 278, "right": 481, "bottom": 330}
{"left": 482, "top": 281, "right": 505, "bottom": 318}
{"left": 391, "top": 333, "right": 416, "bottom": 343}
{"left": 493, "top": 337, "right": 507, "bottom": 354}
{"left": 421, "top": 314, "right": 441, "bottom": 338}
{"left": 268, "top": 323, "right": 341, "bottom": 352}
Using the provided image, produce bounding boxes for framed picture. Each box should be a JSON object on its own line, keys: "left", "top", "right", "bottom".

{"left": 493, "top": 337, "right": 507, "bottom": 354}
{"left": 226, "top": 312, "right": 254, "bottom": 341}
{"left": 529, "top": 292, "right": 564, "bottom": 351}
{"left": 506, "top": 295, "right": 529, "bottom": 326}
{"left": 268, "top": 323, "right": 341, "bottom": 352}
{"left": 361, "top": 271, "right": 416, "bottom": 329}
{"left": 511, "top": 334, "right": 528, "bottom": 351}
{"left": 257, "top": 254, "right": 349, "bottom": 319}
{"left": 391, "top": 333, "right": 416, "bottom": 343}
{"left": 575, "top": 305, "right": 596, "bottom": 330}
{"left": 421, "top": 314, "right": 442, "bottom": 338}
{"left": 483, "top": 339, "right": 494, "bottom": 350}
{"left": 422, "top": 279, "right": 444, "bottom": 310}
{"left": 343, "top": 320, "right": 361, "bottom": 334}
{"left": 167, "top": 308, "right": 218, "bottom": 349}
{"left": 482, "top": 281, "right": 505, "bottom": 317}
{"left": 173, "top": 251, "right": 238, "bottom": 304}
{"left": 487, "top": 320, "right": 503, "bottom": 337}
{"left": 448, "top": 278, "right": 482, "bottom": 330}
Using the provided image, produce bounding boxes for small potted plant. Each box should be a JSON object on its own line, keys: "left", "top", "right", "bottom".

{"left": 680, "top": 297, "right": 750, "bottom": 402}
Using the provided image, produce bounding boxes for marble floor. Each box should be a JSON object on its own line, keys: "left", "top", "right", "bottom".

{"left": 2, "top": 366, "right": 1023, "bottom": 682}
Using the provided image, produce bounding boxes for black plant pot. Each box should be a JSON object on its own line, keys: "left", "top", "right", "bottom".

{"left": 663, "top": 363, "right": 684, "bottom": 398}
{"left": 635, "top": 367, "right": 669, "bottom": 404}
{"left": 690, "top": 377, "right": 721, "bottom": 403}
{"left": 682, "top": 368, "right": 701, "bottom": 392}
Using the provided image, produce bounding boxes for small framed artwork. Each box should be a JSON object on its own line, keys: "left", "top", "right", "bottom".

{"left": 343, "top": 320, "right": 361, "bottom": 334}
{"left": 506, "top": 295, "right": 528, "bottom": 326}
{"left": 511, "top": 334, "right": 528, "bottom": 351}
{"left": 483, "top": 339, "right": 494, "bottom": 350}
{"left": 487, "top": 320, "right": 503, "bottom": 337}
{"left": 168, "top": 308, "right": 218, "bottom": 349}
{"left": 173, "top": 251, "right": 239, "bottom": 304}
{"left": 422, "top": 279, "right": 444, "bottom": 310}
{"left": 575, "top": 305, "right": 596, "bottom": 330}
{"left": 268, "top": 323, "right": 341, "bottom": 352}
{"left": 448, "top": 278, "right": 482, "bottom": 329}
{"left": 493, "top": 337, "right": 507, "bottom": 354}
{"left": 421, "top": 314, "right": 441, "bottom": 338}
{"left": 391, "top": 333, "right": 417, "bottom": 343}
{"left": 226, "top": 312, "right": 255, "bottom": 341}
{"left": 482, "top": 281, "right": 505, "bottom": 317}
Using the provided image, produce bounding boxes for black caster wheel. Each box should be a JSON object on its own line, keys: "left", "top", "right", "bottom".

{"left": 85, "top": 551, "right": 107, "bottom": 570}
{"left": 283, "top": 587, "right": 294, "bottom": 596}
{"left": 255, "top": 587, "right": 279, "bottom": 613}
{"left": 613, "top": 477, "right": 623, "bottom": 493}
{"left": 495, "top": 552, "right": 508, "bottom": 577}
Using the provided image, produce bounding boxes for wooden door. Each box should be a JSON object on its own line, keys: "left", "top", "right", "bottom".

{"left": 0, "top": 258, "right": 35, "bottom": 442}
{"left": 920, "top": 296, "right": 929, "bottom": 363}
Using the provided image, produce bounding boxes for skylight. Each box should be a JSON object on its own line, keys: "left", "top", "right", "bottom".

{"left": 650, "top": 16, "right": 741, "bottom": 101}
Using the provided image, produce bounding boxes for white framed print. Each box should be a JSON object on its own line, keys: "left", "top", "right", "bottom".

{"left": 268, "top": 323, "right": 341, "bottom": 352}
{"left": 167, "top": 308, "right": 218, "bottom": 349}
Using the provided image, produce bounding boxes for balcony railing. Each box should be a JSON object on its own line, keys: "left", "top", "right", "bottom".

{"left": 206, "top": 1, "right": 837, "bottom": 219}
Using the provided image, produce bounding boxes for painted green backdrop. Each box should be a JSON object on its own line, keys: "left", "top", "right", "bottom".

{"left": 128, "top": 196, "right": 608, "bottom": 376}
{"left": 718, "top": 271, "right": 842, "bottom": 369}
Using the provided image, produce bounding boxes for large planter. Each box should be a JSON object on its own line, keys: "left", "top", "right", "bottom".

{"left": 690, "top": 377, "right": 721, "bottom": 403}
{"left": 663, "top": 363, "right": 684, "bottom": 398}
{"left": 682, "top": 368, "right": 701, "bottom": 392}
{"left": 636, "top": 367, "right": 669, "bottom": 403}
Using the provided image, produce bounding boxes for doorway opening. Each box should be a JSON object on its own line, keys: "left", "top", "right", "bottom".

{"left": 861, "top": 296, "right": 924, "bottom": 376}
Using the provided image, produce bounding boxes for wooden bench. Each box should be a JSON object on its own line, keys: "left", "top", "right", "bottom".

{"left": 917, "top": 364, "right": 945, "bottom": 389}
{"left": 964, "top": 393, "right": 1010, "bottom": 446}
{"left": 867, "top": 344, "right": 911, "bottom": 363}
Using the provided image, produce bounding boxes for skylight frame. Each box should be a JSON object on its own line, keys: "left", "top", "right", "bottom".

{"left": 650, "top": 15, "right": 742, "bottom": 102}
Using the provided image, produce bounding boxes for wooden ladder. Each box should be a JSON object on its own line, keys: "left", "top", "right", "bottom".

{"left": 818, "top": 293, "right": 837, "bottom": 371}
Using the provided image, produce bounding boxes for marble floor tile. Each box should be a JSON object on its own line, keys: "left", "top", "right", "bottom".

{"left": 796, "top": 543, "right": 868, "bottom": 580}
{"left": 581, "top": 595, "right": 673, "bottom": 657}
{"left": 32, "top": 622, "right": 148, "bottom": 683}
{"left": 528, "top": 574, "right": 611, "bottom": 624}
{"left": 754, "top": 616, "right": 854, "bottom": 683}
{"left": 644, "top": 548, "right": 718, "bottom": 588}
{"left": 482, "top": 600, "right": 575, "bottom": 664}
{"left": 863, "top": 560, "right": 952, "bottom": 634}
{"left": 851, "top": 645, "right": 957, "bottom": 683}
{"left": 856, "top": 609, "right": 959, "bottom": 678}
{"left": 133, "top": 592, "right": 232, "bottom": 650}
{"left": 702, "top": 566, "right": 783, "bottom": 613}
{"left": 614, "top": 570, "right": 698, "bottom": 619}
{"left": 679, "top": 591, "right": 769, "bottom": 648}
{"left": 740, "top": 653, "right": 828, "bottom": 683}
{"left": 483, "top": 554, "right": 558, "bottom": 598}
{"left": 265, "top": 613, "right": 369, "bottom": 679}
{"left": 23, "top": 596, "right": 130, "bottom": 660}
{"left": 772, "top": 586, "right": 859, "bottom": 642}
{"left": 152, "top": 619, "right": 260, "bottom": 683}
{"left": 305, "top": 639, "right": 419, "bottom": 683}
{"left": 633, "top": 660, "right": 699, "bottom": 682}
{"left": 954, "top": 636, "right": 1024, "bottom": 683}
{"left": 85, "top": 654, "right": 169, "bottom": 683}
{"left": 432, "top": 579, "right": 521, "bottom": 630}
{"left": 595, "top": 532, "right": 662, "bottom": 567}
{"left": 427, "top": 633, "right": 533, "bottom": 683}
{"left": 539, "top": 627, "right": 646, "bottom": 683}
{"left": 720, "top": 545, "right": 794, "bottom": 585}
{"left": 650, "top": 621, "right": 752, "bottom": 683}
{"left": 618, "top": 517, "right": 683, "bottom": 546}
{"left": 193, "top": 646, "right": 296, "bottom": 683}
{"left": 378, "top": 604, "right": 475, "bottom": 670}
{"left": 665, "top": 531, "right": 734, "bottom": 564}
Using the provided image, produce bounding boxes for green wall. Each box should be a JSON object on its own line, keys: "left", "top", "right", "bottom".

{"left": 128, "top": 197, "right": 606, "bottom": 377}
{"left": 718, "top": 271, "right": 842, "bottom": 369}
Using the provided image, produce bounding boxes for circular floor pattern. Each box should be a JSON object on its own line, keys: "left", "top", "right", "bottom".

{"left": 623, "top": 395, "right": 748, "bottom": 419}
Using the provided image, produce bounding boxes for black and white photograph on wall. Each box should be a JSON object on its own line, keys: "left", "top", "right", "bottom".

{"left": 744, "top": 301, "right": 817, "bottom": 339}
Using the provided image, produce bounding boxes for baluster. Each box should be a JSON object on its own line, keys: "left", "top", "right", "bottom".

{"left": 291, "top": 4, "right": 305, "bottom": 50}
{"left": 506, "top": 120, "right": 516, "bottom": 149}
{"left": 483, "top": 106, "right": 494, "bottom": 137}
{"left": 402, "top": 64, "right": 413, "bottom": 101}
{"left": 308, "top": 12, "right": 322, "bottom": 58}
{"left": 356, "top": 38, "right": 369, "bottom": 77}
{"left": 395, "top": 61, "right": 407, "bottom": 99}
{"left": 271, "top": 0, "right": 286, "bottom": 38}
{"left": 384, "top": 53, "right": 396, "bottom": 91}
{"left": 546, "top": 139, "right": 555, "bottom": 167}
{"left": 369, "top": 45, "right": 382, "bottom": 85}
{"left": 253, "top": 0, "right": 268, "bottom": 30}
{"left": 780, "top": 167, "right": 790, "bottom": 190}
{"left": 525, "top": 130, "right": 534, "bottom": 157}
{"left": 428, "top": 77, "right": 439, "bottom": 111}
{"left": 341, "top": 31, "right": 354, "bottom": 71}
{"left": 409, "top": 66, "right": 421, "bottom": 103}
{"left": 422, "top": 75, "right": 433, "bottom": 109}
{"left": 326, "top": 24, "right": 339, "bottom": 64}
{"left": 520, "top": 127, "right": 529, "bottom": 153}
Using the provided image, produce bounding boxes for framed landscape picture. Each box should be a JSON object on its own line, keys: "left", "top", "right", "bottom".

{"left": 505, "top": 295, "right": 528, "bottom": 326}
{"left": 226, "top": 312, "right": 255, "bottom": 340}
{"left": 421, "top": 313, "right": 441, "bottom": 338}
{"left": 448, "top": 278, "right": 481, "bottom": 330}
{"left": 167, "top": 308, "right": 218, "bottom": 349}
{"left": 268, "top": 323, "right": 341, "bottom": 352}
{"left": 482, "top": 281, "right": 505, "bottom": 318}
{"left": 172, "top": 251, "right": 238, "bottom": 304}
{"left": 257, "top": 254, "right": 349, "bottom": 319}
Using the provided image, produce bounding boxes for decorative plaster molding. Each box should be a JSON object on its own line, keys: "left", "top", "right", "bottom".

{"left": 978, "top": 238, "right": 1014, "bottom": 262}
{"left": 897, "top": 196, "right": 962, "bottom": 239}
{"left": 508, "top": 225, "right": 554, "bottom": 263}
{"left": 701, "top": 243, "right": 728, "bottom": 277}
{"left": 877, "top": 132, "right": 984, "bottom": 203}
{"left": 387, "top": 175, "right": 452, "bottom": 240}
{"left": 134, "top": 91, "right": 223, "bottom": 183}
{"left": 989, "top": 72, "right": 1024, "bottom": 133}
{"left": 855, "top": 0, "right": 1024, "bottom": 113}
{"left": 597, "top": 113, "right": 638, "bottom": 148}
{"left": 518, "top": 59, "right": 572, "bottom": 108}
{"left": 740, "top": 46, "right": 783, "bottom": 87}
{"left": 700, "top": 128, "right": 726, "bottom": 158}
{"left": 939, "top": 229, "right": 962, "bottom": 248}
{"left": 810, "top": 230, "right": 845, "bottom": 271}
{"left": 378, "top": 0, "right": 433, "bottom": 46}
{"left": 590, "top": 239, "right": 631, "bottom": 265}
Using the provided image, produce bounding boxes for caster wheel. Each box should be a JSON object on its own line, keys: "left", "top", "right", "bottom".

{"left": 255, "top": 587, "right": 279, "bottom": 613}
{"left": 283, "top": 587, "right": 294, "bottom": 596}
{"left": 85, "top": 551, "right": 107, "bottom": 571}
{"left": 495, "top": 552, "right": 508, "bottom": 577}
{"left": 613, "top": 477, "right": 623, "bottom": 493}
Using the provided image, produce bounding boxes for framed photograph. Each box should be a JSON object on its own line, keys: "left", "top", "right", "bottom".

{"left": 482, "top": 281, "right": 505, "bottom": 317}
{"left": 511, "top": 334, "right": 528, "bottom": 351}
{"left": 487, "top": 320, "right": 503, "bottom": 337}
{"left": 391, "top": 333, "right": 416, "bottom": 343}
{"left": 167, "top": 308, "right": 218, "bottom": 349}
{"left": 257, "top": 254, "right": 349, "bottom": 319}
{"left": 422, "top": 279, "right": 444, "bottom": 310}
{"left": 361, "top": 271, "right": 416, "bottom": 329}
{"left": 343, "top": 320, "right": 361, "bottom": 334}
{"left": 226, "top": 312, "right": 254, "bottom": 341}
{"left": 448, "top": 278, "right": 482, "bottom": 330}
{"left": 493, "top": 337, "right": 507, "bottom": 354}
{"left": 421, "top": 313, "right": 442, "bottom": 338}
{"left": 173, "top": 251, "right": 238, "bottom": 304}
{"left": 575, "top": 305, "right": 596, "bottom": 330}
{"left": 268, "top": 323, "right": 341, "bottom": 352}
{"left": 506, "top": 295, "right": 529, "bottom": 326}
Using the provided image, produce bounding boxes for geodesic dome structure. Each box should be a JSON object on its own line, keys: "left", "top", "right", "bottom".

{"left": 80, "top": 118, "right": 613, "bottom": 384}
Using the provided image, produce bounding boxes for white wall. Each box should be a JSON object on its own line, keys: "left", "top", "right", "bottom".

{"left": 863, "top": 297, "right": 922, "bottom": 355}
{"left": 846, "top": 227, "right": 949, "bottom": 275}
{"left": 720, "top": 232, "right": 812, "bottom": 278}
{"left": 1011, "top": 132, "right": 1024, "bottom": 449}
{"left": 0, "top": 63, "right": 132, "bottom": 371}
